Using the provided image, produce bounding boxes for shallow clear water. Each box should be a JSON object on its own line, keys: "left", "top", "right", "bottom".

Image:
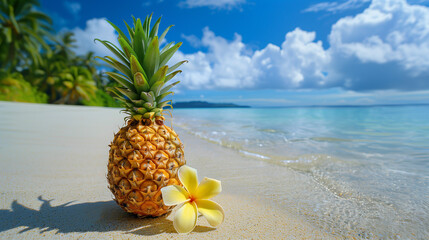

{"left": 173, "top": 106, "right": 429, "bottom": 238}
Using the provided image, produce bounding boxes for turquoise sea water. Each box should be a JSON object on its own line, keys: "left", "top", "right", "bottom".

{"left": 173, "top": 105, "right": 429, "bottom": 238}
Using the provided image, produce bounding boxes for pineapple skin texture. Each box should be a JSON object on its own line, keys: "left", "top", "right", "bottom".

{"left": 107, "top": 118, "right": 185, "bottom": 217}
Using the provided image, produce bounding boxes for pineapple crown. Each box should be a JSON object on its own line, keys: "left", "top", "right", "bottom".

{"left": 95, "top": 14, "right": 187, "bottom": 120}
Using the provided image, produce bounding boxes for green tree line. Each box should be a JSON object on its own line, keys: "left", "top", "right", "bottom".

{"left": 0, "top": 0, "right": 121, "bottom": 107}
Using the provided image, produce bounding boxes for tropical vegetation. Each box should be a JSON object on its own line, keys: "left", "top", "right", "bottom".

{"left": 0, "top": 0, "right": 121, "bottom": 107}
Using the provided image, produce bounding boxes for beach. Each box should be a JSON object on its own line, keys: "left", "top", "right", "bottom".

{"left": 2, "top": 0, "right": 429, "bottom": 238}
{"left": 0, "top": 102, "right": 335, "bottom": 239}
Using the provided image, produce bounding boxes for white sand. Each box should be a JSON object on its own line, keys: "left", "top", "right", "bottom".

{"left": 0, "top": 102, "right": 336, "bottom": 239}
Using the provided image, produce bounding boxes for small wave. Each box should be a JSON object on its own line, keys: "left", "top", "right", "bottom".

{"left": 344, "top": 131, "right": 395, "bottom": 136}
{"left": 311, "top": 137, "right": 354, "bottom": 142}
{"left": 193, "top": 132, "right": 223, "bottom": 144}
{"left": 279, "top": 154, "right": 354, "bottom": 173}
{"left": 207, "top": 137, "right": 222, "bottom": 144}
{"left": 282, "top": 159, "right": 300, "bottom": 164}
{"left": 238, "top": 150, "right": 271, "bottom": 159}
{"left": 289, "top": 138, "right": 307, "bottom": 142}
{"left": 359, "top": 152, "right": 384, "bottom": 158}
{"left": 258, "top": 128, "right": 278, "bottom": 133}
{"left": 386, "top": 168, "right": 419, "bottom": 176}
{"left": 210, "top": 131, "right": 226, "bottom": 136}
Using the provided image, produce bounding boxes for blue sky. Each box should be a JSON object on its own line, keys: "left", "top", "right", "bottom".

{"left": 40, "top": 0, "right": 429, "bottom": 106}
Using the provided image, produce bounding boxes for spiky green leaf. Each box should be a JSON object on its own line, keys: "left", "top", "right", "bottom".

{"left": 135, "top": 107, "right": 148, "bottom": 114}
{"left": 156, "top": 91, "right": 173, "bottom": 103}
{"left": 131, "top": 100, "right": 145, "bottom": 106}
{"left": 143, "top": 37, "right": 160, "bottom": 79}
{"left": 143, "top": 102, "right": 154, "bottom": 110}
{"left": 118, "top": 37, "right": 137, "bottom": 59}
{"left": 160, "top": 42, "right": 173, "bottom": 54}
{"left": 113, "top": 97, "right": 127, "bottom": 103}
{"left": 152, "top": 108, "right": 162, "bottom": 114}
{"left": 148, "top": 91, "right": 156, "bottom": 104}
{"left": 124, "top": 20, "right": 134, "bottom": 42}
{"left": 107, "top": 20, "right": 130, "bottom": 45}
{"left": 168, "top": 60, "right": 188, "bottom": 74}
{"left": 158, "top": 100, "right": 172, "bottom": 108}
{"left": 164, "top": 70, "right": 181, "bottom": 83}
{"left": 149, "top": 17, "right": 161, "bottom": 39}
{"left": 107, "top": 87, "right": 123, "bottom": 97}
{"left": 134, "top": 72, "right": 150, "bottom": 92}
{"left": 130, "top": 55, "right": 144, "bottom": 75}
{"left": 160, "top": 81, "right": 180, "bottom": 95}
{"left": 149, "top": 65, "right": 168, "bottom": 86}
{"left": 159, "top": 25, "right": 173, "bottom": 45}
{"left": 150, "top": 80, "right": 164, "bottom": 96}
{"left": 106, "top": 56, "right": 133, "bottom": 79}
{"left": 140, "top": 91, "right": 155, "bottom": 105}
{"left": 143, "top": 112, "right": 154, "bottom": 119}
{"left": 140, "top": 92, "right": 149, "bottom": 102}
{"left": 144, "top": 13, "right": 153, "bottom": 36}
{"left": 160, "top": 42, "right": 182, "bottom": 67}
{"left": 94, "top": 56, "right": 132, "bottom": 80}
{"left": 115, "top": 87, "right": 138, "bottom": 100}
{"left": 105, "top": 72, "right": 135, "bottom": 90}
{"left": 133, "top": 18, "right": 145, "bottom": 63}
{"left": 94, "top": 39, "right": 129, "bottom": 65}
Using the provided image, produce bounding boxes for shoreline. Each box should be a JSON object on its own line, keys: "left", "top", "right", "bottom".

{"left": 0, "top": 102, "right": 334, "bottom": 239}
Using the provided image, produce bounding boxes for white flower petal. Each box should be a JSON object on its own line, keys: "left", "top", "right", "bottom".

{"left": 195, "top": 177, "right": 222, "bottom": 200}
{"left": 178, "top": 165, "right": 198, "bottom": 194}
{"left": 161, "top": 185, "right": 189, "bottom": 206}
{"left": 196, "top": 199, "right": 224, "bottom": 228}
{"left": 173, "top": 202, "right": 198, "bottom": 234}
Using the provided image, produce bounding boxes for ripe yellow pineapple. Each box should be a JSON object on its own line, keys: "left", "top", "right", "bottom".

{"left": 96, "top": 14, "right": 187, "bottom": 217}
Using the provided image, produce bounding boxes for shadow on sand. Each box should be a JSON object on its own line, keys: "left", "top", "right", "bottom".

{"left": 0, "top": 196, "right": 214, "bottom": 236}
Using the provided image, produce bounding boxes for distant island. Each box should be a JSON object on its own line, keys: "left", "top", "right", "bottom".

{"left": 173, "top": 101, "right": 250, "bottom": 108}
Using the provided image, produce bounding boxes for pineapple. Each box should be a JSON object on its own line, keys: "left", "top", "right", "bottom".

{"left": 96, "top": 14, "right": 187, "bottom": 217}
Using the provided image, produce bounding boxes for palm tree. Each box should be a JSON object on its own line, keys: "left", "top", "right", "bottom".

{"left": 30, "top": 55, "right": 64, "bottom": 102}
{"left": 53, "top": 32, "right": 77, "bottom": 61}
{"left": 0, "top": 0, "right": 52, "bottom": 70}
{"left": 76, "top": 51, "right": 107, "bottom": 89}
{"left": 78, "top": 52, "right": 96, "bottom": 73}
{"left": 30, "top": 32, "right": 76, "bottom": 102}
{"left": 56, "top": 66, "right": 97, "bottom": 104}
{"left": 26, "top": 32, "right": 81, "bottom": 103}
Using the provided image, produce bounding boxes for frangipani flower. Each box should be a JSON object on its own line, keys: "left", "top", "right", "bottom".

{"left": 161, "top": 165, "right": 224, "bottom": 234}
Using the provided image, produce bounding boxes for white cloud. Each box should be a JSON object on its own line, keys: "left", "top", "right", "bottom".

{"left": 173, "top": 0, "right": 429, "bottom": 91}
{"left": 181, "top": 34, "right": 202, "bottom": 48}
{"left": 70, "top": 18, "right": 119, "bottom": 57}
{"left": 172, "top": 27, "right": 329, "bottom": 89}
{"left": 253, "top": 28, "right": 331, "bottom": 89}
{"left": 328, "top": 0, "right": 429, "bottom": 90}
{"left": 304, "top": 0, "right": 371, "bottom": 13}
{"left": 173, "top": 51, "right": 212, "bottom": 89}
{"left": 172, "top": 27, "right": 257, "bottom": 89}
{"left": 64, "top": 1, "right": 81, "bottom": 15}
{"left": 179, "top": 0, "right": 245, "bottom": 9}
